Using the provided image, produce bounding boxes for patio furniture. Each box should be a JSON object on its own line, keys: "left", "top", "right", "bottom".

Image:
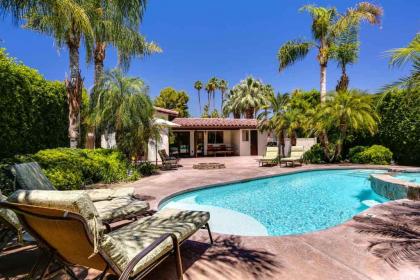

{"left": 207, "top": 144, "right": 235, "bottom": 157}
{"left": 2, "top": 189, "right": 212, "bottom": 280}
{"left": 280, "top": 146, "right": 304, "bottom": 167}
{"left": 258, "top": 147, "right": 279, "bottom": 167}
{"left": 12, "top": 162, "right": 150, "bottom": 225}
{"left": 158, "top": 149, "right": 179, "bottom": 170}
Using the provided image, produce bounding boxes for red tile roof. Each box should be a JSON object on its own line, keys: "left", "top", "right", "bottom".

{"left": 154, "top": 106, "right": 179, "bottom": 116}
{"left": 172, "top": 118, "right": 258, "bottom": 129}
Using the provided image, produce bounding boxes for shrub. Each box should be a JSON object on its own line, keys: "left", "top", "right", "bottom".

{"left": 350, "top": 145, "right": 393, "bottom": 165}
{"left": 137, "top": 161, "right": 156, "bottom": 176}
{"left": 0, "top": 49, "right": 69, "bottom": 157}
{"left": 303, "top": 144, "right": 325, "bottom": 163}
{"left": 348, "top": 146, "right": 367, "bottom": 162}
{"left": 0, "top": 148, "right": 140, "bottom": 193}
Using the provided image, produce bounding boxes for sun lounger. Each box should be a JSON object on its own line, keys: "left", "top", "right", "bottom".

{"left": 280, "top": 146, "right": 304, "bottom": 167}
{"left": 2, "top": 190, "right": 212, "bottom": 280}
{"left": 258, "top": 147, "right": 279, "bottom": 166}
{"left": 158, "top": 149, "right": 179, "bottom": 169}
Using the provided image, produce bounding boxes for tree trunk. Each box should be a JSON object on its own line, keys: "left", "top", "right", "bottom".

{"left": 336, "top": 65, "right": 349, "bottom": 92}
{"left": 197, "top": 90, "right": 201, "bottom": 115}
{"left": 320, "top": 63, "right": 327, "bottom": 102}
{"left": 279, "top": 130, "right": 285, "bottom": 157}
{"left": 318, "top": 131, "right": 332, "bottom": 162}
{"left": 233, "top": 112, "right": 241, "bottom": 119}
{"left": 66, "top": 29, "right": 82, "bottom": 148}
{"left": 93, "top": 41, "right": 107, "bottom": 148}
{"left": 221, "top": 90, "right": 224, "bottom": 112}
{"left": 335, "top": 124, "right": 347, "bottom": 160}
{"left": 291, "top": 130, "right": 297, "bottom": 146}
{"left": 245, "top": 107, "right": 254, "bottom": 119}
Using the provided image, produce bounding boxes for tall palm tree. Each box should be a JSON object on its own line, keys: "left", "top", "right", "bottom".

{"left": 205, "top": 78, "right": 217, "bottom": 111}
{"left": 1, "top": 0, "right": 94, "bottom": 148}
{"left": 209, "top": 77, "right": 219, "bottom": 110}
{"left": 194, "top": 80, "right": 203, "bottom": 114}
{"left": 332, "top": 25, "right": 359, "bottom": 91}
{"left": 277, "top": 3, "right": 382, "bottom": 102}
{"left": 224, "top": 76, "right": 269, "bottom": 119}
{"left": 218, "top": 79, "right": 228, "bottom": 111}
{"left": 91, "top": 68, "right": 155, "bottom": 157}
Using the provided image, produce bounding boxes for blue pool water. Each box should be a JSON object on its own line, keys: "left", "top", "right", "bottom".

{"left": 394, "top": 172, "right": 420, "bottom": 184}
{"left": 161, "top": 169, "right": 388, "bottom": 236}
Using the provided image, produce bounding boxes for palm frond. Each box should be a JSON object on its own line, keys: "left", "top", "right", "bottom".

{"left": 387, "top": 33, "right": 420, "bottom": 68}
{"left": 277, "top": 40, "right": 314, "bottom": 71}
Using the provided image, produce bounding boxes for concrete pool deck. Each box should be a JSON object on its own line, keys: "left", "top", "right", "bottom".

{"left": 1, "top": 157, "right": 419, "bottom": 279}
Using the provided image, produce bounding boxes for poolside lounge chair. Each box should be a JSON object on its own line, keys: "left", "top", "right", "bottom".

{"left": 258, "top": 147, "right": 279, "bottom": 167}
{"left": 158, "top": 149, "right": 179, "bottom": 170}
{"left": 12, "top": 162, "right": 150, "bottom": 225}
{"left": 2, "top": 189, "right": 212, "bottom": 280}
{"left": 280, "top": 146, "right": 304, "bottom": 167}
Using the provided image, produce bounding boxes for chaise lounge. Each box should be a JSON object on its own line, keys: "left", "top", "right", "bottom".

{"left": 1, "top": 189, "right": 212, "bottom": 280}
{"left": 280, "top": 146, "right": 305, "bottom": 167}
{"left": 158, "top": 149, "right": 179, "bottom": 170}
{"left": 12, "top": 162, "right": 150, "bottom": 226}
{"left": 258, "top": 147, "right": 279, "bottom": 166}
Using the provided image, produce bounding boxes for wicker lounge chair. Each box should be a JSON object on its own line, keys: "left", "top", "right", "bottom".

{"left": 12, "top": 162, "right": 149, "bottom": 225}
{"left": 280, "top": 146, "right": 305, "bottom": 167}
{"left": 2, "top": 190, "right": 212, "bottom": 280}
{"left": 258, "top": 147, "right": 279, "bottom": 166}
{"left": 158, "top": 149, "right": 179, "bottom": 170}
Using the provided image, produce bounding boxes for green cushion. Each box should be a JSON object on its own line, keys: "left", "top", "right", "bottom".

{"left": 93, "top": 197, "right": 149, "bottom": 223}
{"left": 101, "top": 208, "right": 210, "bottom": 276}
{"left": 12, "top": 162, "right": 55, "bottom": 191}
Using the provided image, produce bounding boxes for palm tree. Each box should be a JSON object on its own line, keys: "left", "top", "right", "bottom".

{"left": 194, "top": 81, "right": 203, "bottom": 114}
{"left": 205, "top": 78, "right": 217, "bottom": 110}
{"left": 313, "top": 90, "right": 378, "bottom": 159}
{"left": 332, "top": 25, "right": 359, "bottom": 91}
{"left": 209, "top": 77, "right": 219, "bottom": 110}
{"left": 91, "top": 68, "right": 155, "bottom": 158}
{"left": 1, "top": 0, "right": 94, "bottom": 148}
{"left": 218, "top": 79, "right": 228, "bottom": 111}
{"left": 277, "top": 3, "right": 382, "bottom": 102}
{"left": 223, "top": 76, "right": 269, "bottom": 119}
{"left": 385, "top": 33, "right": 420, "bottom": 90}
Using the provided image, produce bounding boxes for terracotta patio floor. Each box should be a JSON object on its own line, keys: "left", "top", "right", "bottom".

{"left": 1, "top": 157, "right": 419, "bottom": 280}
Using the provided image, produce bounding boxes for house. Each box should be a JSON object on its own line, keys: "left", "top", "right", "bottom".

{"left": 169, "top": 118, "right": 269, "bottom": 157}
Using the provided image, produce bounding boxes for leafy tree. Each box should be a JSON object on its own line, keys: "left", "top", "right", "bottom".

{"left": 90, "top": 68, "right": 156, "bottom": 158}
{"left": 194, "top": 80, "right": 203, "bottom": 115}
{"left": 277, "top": 3, "right": 382, "bottom": 101}
{"left": 223, "top": 76, "right": 270, "bottom": 119}
{"left": 23, "top": 0, "right": 96, "bottom": 148}
{"left": 154, "top": 87, "right": 190, "bottom": 117}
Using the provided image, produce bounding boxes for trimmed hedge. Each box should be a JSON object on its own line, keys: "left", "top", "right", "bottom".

{"left": 350, "top": 145, "right": 393, "bottom": 165}
{"left": 0, "top": 148, "right": 139, "bottom": 195}
{"left": 0, "top": 48, "right": 68, "bottom": 158}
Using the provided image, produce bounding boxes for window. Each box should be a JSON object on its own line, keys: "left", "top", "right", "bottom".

{"left": 242, "top": 130, "right": 249, "bottom": 142}
{"left": 208, "top": 131, "right": 224, "bottom": 144}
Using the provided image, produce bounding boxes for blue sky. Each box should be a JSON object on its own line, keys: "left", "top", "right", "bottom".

{"left": 1, "top": 0, "right": 418, "bottom": 116}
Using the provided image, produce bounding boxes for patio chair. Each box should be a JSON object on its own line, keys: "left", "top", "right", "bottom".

{"left": 2, "top": 189, "right": 212, "bottom": 280}
{"left": 158, "top": 149, "right": 178, "bottom": 170}
{"left": 280, "top": 146, "right": 304, "bottom": 167}
{"left": 12, "top": 162, "right": 150, "bottom": 226}
{"left": 258, "top": 147, "right": 279, "bottom": 167}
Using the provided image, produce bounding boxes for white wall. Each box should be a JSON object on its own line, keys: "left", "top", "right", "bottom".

{"left": 239, "top": 129, "right": 251, "bottom": 156}
{"left": 283, "top": 138, "right": 317, "bottom": 156}
{"left": 231, "top": 130, "right": 241, "bottom": 156}
{"left": 258, "top": 131, "right": 268, "bottom": 156}
{"left": 148, "top": 128, "right": 169, "bottom": 163}
{"left": 101, "top": 132, "right": 117, "bottom": 149}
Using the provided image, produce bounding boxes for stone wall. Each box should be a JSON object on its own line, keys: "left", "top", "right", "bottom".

{"left": 370, "top": 174, "right": 420, "bottom": 200}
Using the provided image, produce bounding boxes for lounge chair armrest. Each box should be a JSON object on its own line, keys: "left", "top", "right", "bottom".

{"left": 118, "top": 233, "right": 179, "bottom": 280}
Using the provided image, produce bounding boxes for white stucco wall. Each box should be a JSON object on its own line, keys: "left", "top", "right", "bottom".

{"left": 239, "top": 129, "right": 251, "bottom": 156}
{"left": 231, "top": 130, "right": 241, "bottom": 156}
{"left": 258, "top": 131, "right": 268, "bottom": 156}
{"left": 283, "top": 137, "right": 317, "bottom": 156}
{"left": 148, "top": 128, "right": 169, "bottom": 163}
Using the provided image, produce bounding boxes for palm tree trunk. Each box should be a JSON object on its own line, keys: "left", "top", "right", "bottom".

{"left": 207, "top": 91, "right": 210, "bottom": 110}
{"left": 197, "top": 90, "right": 201, "bottom": 115}
{"left": 93, "top": 41, "right": 106, "bottom": 148}
{"left": 221, "top": 90, "right": 224, "bottom": 112}
{"left": 319, "top": 131, "right": 332, "bottom": 162}
{"left": 320, "top": 63, "right": 327, "bottom": 102}
{"left": 66, "top": 28, "right": 82, "bottom": 148}
{"left": 233, "top": 112, "right": 240, "bottom": 119}
{"left": 245, "top": 107, "right": 254, "bottom": 119}
{"left": 336, "top": 65, "right": 349, "bottom": 92}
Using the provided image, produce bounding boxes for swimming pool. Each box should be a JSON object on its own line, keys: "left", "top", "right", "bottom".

{"left": 161, "top": 169, "right": 389, "bottom": 236}
{"left": 394, "top": 172, "right": 420, "bottom": 184}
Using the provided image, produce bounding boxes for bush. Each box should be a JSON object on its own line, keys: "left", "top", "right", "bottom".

{"left": 348, "top": 146, "right": 367, "bottom": 161}
{"left": 137, "top": 161, "right": 156, "bottom": 176}
{"left": 350, "top": 145, "right": 393, "bottom": 165}
{"left": 0, "top": 148, "right": 139, "bottom": 193}
{"left": 0, "top": 49, "right": 69, "bottom": 158}
{"left": 303, "top": 144, "right": 325, "bottom": 163}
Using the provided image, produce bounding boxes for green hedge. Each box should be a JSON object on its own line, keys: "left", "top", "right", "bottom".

{"left": 303, "top": 144, "right": 325, "bottom": 163}
{"left": 350, "top": 145, "right": 393, "bottom": 165}
{"left": 0, "top": 148, "right": 139, "bottom": 195}
{"left": 0, "top": 48, "right": 68, "bottom": 158}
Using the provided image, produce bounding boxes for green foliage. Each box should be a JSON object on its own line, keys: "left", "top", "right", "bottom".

{"left": 137, "top": 161, "right": 156, "bottom": 176}
{"left": 210, "top": 109, "right": 220, "bottom": 118}
{"left": 377, "top": 88, "right": 420, "bottom": 165}
{"left": 348, "top": 145, "right": 367, "bottom": 160}
{"left": 0, "top": 49, "right": 68, "bottom": 158}
{"left": 201, "top": 105, "right": 210, "bottom": 118}
{"left": 28, "top": 148, "right": 138, "bottom": 190}
{"left": 154, "top": 87, "right": 189, "bottom": 117}
{"left": 303, "top": 144, "right": 325, "bottom": 163}
{"left": 350, "top": 145, "right": 392, "bottom": 165}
